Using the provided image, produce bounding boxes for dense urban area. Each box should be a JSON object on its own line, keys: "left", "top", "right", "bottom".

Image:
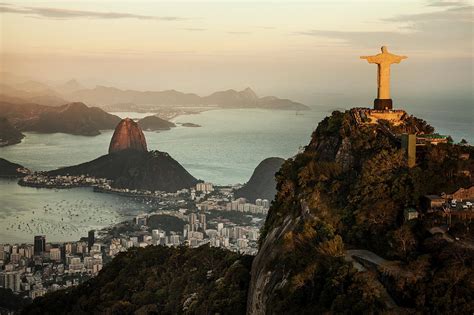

{"left": 0, "top": 181, "right": 269, "bottom": 304}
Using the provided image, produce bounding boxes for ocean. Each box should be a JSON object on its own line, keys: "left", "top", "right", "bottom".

{"left": 0, "top": 105, "right": 471, "bottom": 243}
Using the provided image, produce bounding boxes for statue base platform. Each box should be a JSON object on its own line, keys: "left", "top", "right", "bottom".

{"left": 374, "top": 99, "right": 392, "bottom": 110}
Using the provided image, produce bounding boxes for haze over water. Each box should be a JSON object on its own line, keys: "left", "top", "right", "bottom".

{"left": 1, "top": 105, "right": 472, "bottom": 184}
{"left": 0, "top": 105, "right": 471, "bottom": 243}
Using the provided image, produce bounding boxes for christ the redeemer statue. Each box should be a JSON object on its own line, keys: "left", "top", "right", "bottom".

{"left": 361, "top": 46, "right": 407, "bottom": 110}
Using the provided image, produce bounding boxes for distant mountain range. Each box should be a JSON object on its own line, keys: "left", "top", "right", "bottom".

{"left": 0, "top": 83, "right": 68, "bottom": 106}
{"left": 0, "top": 73, "right": 309, "bottom": 146}
{"left": 69, "top": 86, "right": 309, "bottom": 111}
{"left": 1, "top": 72, "right": 309, "bottom": 111}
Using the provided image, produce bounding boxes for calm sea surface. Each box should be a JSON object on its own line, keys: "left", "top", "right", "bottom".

{"left": 0, "top": 106, "right": 471, "bottom": 243}
{"left": 0, "top": 180, "right": 153, "bottom": 243}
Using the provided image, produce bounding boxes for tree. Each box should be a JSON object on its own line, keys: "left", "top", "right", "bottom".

{"left": 391, "top": 225, "right": 416, "bottom": 259}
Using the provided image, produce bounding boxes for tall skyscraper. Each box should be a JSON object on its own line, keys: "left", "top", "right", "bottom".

{"left": 189, "top": 213, "right": 197, "bottom": 225}
{"left": 88, "top": 230, "right": 95, "bottom": 251}
{"left": 199, "top": 213, "right": 207, "bottom": 231}
{"left": 34, "top": 235, "right": 46, "bottom": 256}
{"left": 1, "top": 271, "right": 21, "bottom": 292}
{"left": 189, "top": 213, "right": 197, "bottom": 231}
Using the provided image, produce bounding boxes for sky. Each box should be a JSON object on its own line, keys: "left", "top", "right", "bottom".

{"left": 0, "top": 0, "right": 472, "bottom": 105}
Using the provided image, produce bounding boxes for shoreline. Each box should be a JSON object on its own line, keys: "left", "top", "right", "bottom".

{"left": 109, "top": 106, "right": 220, "bottom": 121}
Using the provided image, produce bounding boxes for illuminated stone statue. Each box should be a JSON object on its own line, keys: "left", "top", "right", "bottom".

{"left": 361, "top": 46, "right": 407, "bottom": 110}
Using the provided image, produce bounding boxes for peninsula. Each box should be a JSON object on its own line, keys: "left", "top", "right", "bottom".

{"left": 20, "top": 118, "right": 198, "bottom": 192}
{"left": 0, "top": 117, "right": 24, "bottom": 147}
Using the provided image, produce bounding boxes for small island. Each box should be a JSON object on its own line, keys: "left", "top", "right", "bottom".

{"left": 180, "top": 122, "right": 201, "bottom": 128}
{"left": 138, "top": 115, "right": 176, "bottom": 131}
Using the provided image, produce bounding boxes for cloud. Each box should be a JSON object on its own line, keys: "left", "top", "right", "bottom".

{"left": 427, "top": 0, "right": 467, "bottom": 7}
{"left": 255, "top": 26, "right": 276, "bottom": 30}
{"left": 227, "top": 31, "right": 252, "bottom": 35}
{"left": 297, "top": 4, "right": 473, "bottom": 57}
{"left": 181, "top": 28, "right": 207, "bottom": 32}
{"left": 0, "top": 5, "right": 27, "bottom": 14}
{"left": 0, "top": 3, "right": 186, "bottom": 21}
{"left": 386, "top": 5, "right": 472, "bottom": 24}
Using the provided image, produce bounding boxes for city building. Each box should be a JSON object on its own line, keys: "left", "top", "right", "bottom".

{"left": 0, "top": 271, "right": 21, "bottom": 292}
{"left": 199, "top": 213, "right": 207, "bottom": 231}
{"left": 404, "top": 208, "right": 419, "bottom": 221}
{"left": 34, "top": 236, "right": 46, "bottom": 256}
{"left": 196, "top": 182, "right": 214, "bottom": 193}
{"left": 88, "top": 230, "right": 95, "bottom": 251}
{"left": 49, "top": 248, "right": 61, "bottom": 262}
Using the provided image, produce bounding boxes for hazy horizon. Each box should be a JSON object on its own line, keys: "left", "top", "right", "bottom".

{"left": 1, "top": 0, "right": 472, "bottom": 105}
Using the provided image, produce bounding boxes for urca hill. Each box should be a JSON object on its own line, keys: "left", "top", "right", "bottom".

{"left": 47, "top": 118, "right": 198, "bottom": 192}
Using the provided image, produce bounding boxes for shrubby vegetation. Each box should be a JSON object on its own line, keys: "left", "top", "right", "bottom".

{"left": 147, "top": 214, "right": 185, "bottom": 233}
{"left": 0, "top": 288, "right": 31, "bottom": 312}
{"left": 23, "top": 246, "right": 252, "bottom": 314}
{"left": 260, "top": 111, "right": 473, "bottom": 313}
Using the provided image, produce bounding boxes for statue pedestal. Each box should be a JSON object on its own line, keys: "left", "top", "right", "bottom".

{"left": 374, "top": 99, "right": 392, "bottom": 110}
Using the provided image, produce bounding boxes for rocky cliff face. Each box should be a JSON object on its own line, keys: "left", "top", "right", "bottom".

{"left": 109, "top": 118, "right": 148, "bottom": 154}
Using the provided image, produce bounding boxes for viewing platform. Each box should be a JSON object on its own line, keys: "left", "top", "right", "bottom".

{"left": 350, "top": 107, "right": 407, "bottom": 126}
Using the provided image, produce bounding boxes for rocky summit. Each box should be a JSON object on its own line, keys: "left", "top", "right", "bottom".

{"left": 109, "top": 118, "right": 148, "bottom": 154}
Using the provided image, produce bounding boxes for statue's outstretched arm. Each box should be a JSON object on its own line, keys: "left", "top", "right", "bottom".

{"left": 360, "top": 56, "right": 376, "bottom": 63}
{"left": 392, "top": 55, "right": 408, "bottom": 64}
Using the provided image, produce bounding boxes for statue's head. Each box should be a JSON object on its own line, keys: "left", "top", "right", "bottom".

{"left": 381, "top": 46, "right": 388, "bottom": 53}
